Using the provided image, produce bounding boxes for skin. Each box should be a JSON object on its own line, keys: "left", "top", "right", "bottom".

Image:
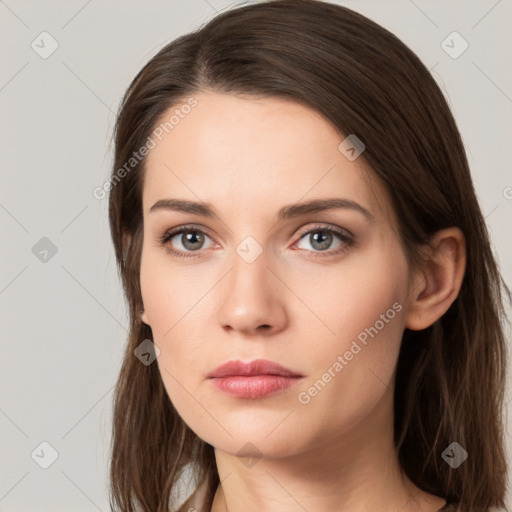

{"left": 139, "top": 91, "right": 466, "bottom": 512}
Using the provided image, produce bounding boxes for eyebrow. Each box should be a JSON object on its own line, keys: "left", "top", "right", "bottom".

{"left": 149, "top": 197, "right": 374, "bottom": 222}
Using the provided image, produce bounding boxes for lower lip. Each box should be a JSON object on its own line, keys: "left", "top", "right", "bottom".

{"left": 209, "top": 375, "right": 302, "bottom": 399}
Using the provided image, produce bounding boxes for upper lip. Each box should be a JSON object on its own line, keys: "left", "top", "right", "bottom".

{"left": 207, "top": 359, "right": 303, "bottom": 378}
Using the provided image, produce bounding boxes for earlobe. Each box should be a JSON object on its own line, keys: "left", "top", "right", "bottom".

{"left": 405, "top": 227, "right": 466, "bottom": 331}
{"left": 141, "top": 308, "right": 150, "bottom": 325}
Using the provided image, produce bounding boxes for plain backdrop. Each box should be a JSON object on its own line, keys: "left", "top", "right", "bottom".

{"left": 1, "top": 0, "right": 511, "bottom": 510}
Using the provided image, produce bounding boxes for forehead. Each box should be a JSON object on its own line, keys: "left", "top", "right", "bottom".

{"left": 142, "top": 92, "right": 392, "bottom": 223}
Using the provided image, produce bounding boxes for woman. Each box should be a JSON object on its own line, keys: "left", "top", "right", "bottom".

{"left": 107, "top": 1, "right": 509, "bottom": 511}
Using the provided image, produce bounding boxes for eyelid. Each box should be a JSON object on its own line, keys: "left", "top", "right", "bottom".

{"left": 290, "top": 223, "right": 355, "bottom": 257}
{"left": 160, "top": 222, "right": 354, "bottom": 242}
{"left": 158, "top": 223, "right": 217, "bottom": 248}
{"left": 294, "top": 223, "right": 355, "bottom": 240}
{"left": 158, "top": 222, "right": 355, "bottom": 258}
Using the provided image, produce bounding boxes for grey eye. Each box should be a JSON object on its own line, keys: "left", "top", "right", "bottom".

{"left": 297, "top": 230, "right": 344, "bottom": 252}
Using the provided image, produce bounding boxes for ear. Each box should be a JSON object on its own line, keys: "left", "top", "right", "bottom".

{"left": 405, "top": 227, "right": 466, "bottom": 331}
{"left": 141, "top": 309, "right": 150, "bottom": 325}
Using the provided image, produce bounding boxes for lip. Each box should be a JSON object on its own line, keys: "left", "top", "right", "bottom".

{"left": 207, "top": 359, "right": 304, "bottom": 399}
{"left": 207, "top": 359, "right": 303, "bottom": 378}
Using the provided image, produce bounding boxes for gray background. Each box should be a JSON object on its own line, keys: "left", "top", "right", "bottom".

{"left": 1, "top": 0, "right": 511, "bottom": 510}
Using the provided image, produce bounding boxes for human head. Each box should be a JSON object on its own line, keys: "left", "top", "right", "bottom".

{"left": 108, "top": 2, "right": 508, "bottom": 511}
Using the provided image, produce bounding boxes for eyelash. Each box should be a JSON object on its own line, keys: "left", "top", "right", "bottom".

{"left": 157, "top": 223, "right": 355, "bottom": 260}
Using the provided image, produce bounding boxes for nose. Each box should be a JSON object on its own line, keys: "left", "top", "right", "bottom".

{"left": 216, "top": 247, "right": 288, "bottom": 337}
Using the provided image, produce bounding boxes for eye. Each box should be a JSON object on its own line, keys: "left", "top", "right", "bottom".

{"left": 158, "top": 225, "right": 215, "bottom": 258}
{"left": 158, "top": 223, "right": 355, "bottom": 260}
{"left": 294, "top": 224, "right": 354, "bottom": 257}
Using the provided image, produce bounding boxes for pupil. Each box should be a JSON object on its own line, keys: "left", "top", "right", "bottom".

{"left": 183, "top": 231, "right": 203, "bottom": 250}
{"left": 311, "top": 231, "right": 331, "bottom": 251}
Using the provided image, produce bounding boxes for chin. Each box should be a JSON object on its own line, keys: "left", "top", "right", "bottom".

{"left": 198, "top": 421, "right": 314, "bottom": 461}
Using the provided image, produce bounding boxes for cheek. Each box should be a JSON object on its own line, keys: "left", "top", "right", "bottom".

{"left": 139, "top": 249, "right": 211, "bottom": 405}
{"left": 292, "top": 248, "right": 408, "bottom": 436}
{"left": 139, "top": 245, "right": 205, "bottom": 343}
{"left": 288, "top": 242, "right": 408, "bottom": 355}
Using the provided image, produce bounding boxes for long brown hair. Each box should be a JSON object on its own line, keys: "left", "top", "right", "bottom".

{"left": 107, "top": 1, "right": 510, "bottom": 511}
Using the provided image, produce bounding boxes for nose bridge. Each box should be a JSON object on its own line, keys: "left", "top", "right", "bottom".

{"left": 232, "top": 238, "right": 270, "bottom": 293}
{"left": 215, "top": 235, "right": 287, "bottom": 334}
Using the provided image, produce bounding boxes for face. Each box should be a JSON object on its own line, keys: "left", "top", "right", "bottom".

{"left": 139, "top": 91, "right": 412, "bottom": 459}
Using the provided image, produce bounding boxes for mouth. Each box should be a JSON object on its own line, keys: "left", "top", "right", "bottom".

{"left": 207, "top": 359, "right": 304, "bottom": 399}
